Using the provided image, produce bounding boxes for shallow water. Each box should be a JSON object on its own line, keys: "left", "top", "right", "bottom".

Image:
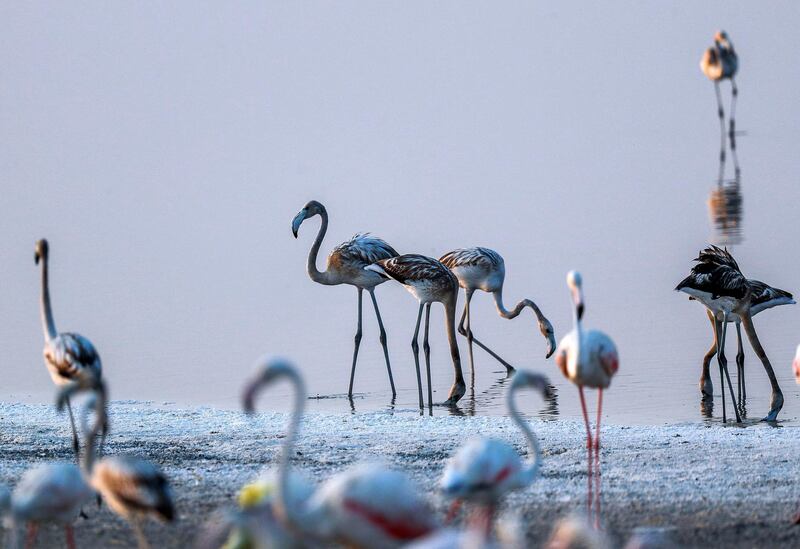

{"left": 1, "top": 2, "right": 799, "bottom": 425}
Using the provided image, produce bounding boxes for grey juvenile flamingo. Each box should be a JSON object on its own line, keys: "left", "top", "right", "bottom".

{"left": 292, "top": 200, "right": 398, "bottom": 398}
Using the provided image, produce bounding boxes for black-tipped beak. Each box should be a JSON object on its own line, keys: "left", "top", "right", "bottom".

{"left": 577, "top": 303, "right": 584, "bottom": 321}
{"left": 292, "top": 228, "right": 298, "bottom": 238}
{"left": 291, "top": 210, "right": 306, "bottom": 239}
{"left": 34, "top": 252, "right": 40, "bottom": 265}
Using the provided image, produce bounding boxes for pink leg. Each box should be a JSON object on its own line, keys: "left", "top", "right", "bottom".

{"left": 444, "top": 499, "right": 462, "bottom": 525}
{"left": 594, "top": 389, "right": 603, "bottom": 529}
{"left": 66, "top": 524, "right": 76, "bottom": 549}
{"left": 25, "top": 523, "right": 38, "bottom": 549}
{"left": 578, "top": 387, "right": 593, "bottom": 519}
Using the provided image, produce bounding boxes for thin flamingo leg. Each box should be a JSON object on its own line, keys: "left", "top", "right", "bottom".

{"left": 579, "top": 387, "right": 593, "bottom": 520}
{"left": 444, "top": 499, "right": 462, "bottom": 525}
{"left": 25, "top": 523, "right": 38, "bottom": 549}
{"left": 66, "top": 524, "right": 77, "bottom": 549}
{"left": 595, "top": 389, "right": 603, "bottom": 529}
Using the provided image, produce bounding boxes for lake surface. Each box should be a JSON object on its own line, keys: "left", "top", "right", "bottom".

{"left": 2, "top": 2, "right": 799, "bottom": 425}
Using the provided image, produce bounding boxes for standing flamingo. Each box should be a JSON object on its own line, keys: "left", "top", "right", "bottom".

{"left": 56, "top": 379, "right": 175, "bottom": 549}
{"left": 554, "top": 271, "right": 618, "bottom": 528}
{"left": 35, "top": 238, "right": 103, "bottom": 462}
{"left": 676, "top": 246, "right": 785, "bottom": 422}
{"left": 793, "top": 344, "right": 800, "bottom": 385}
{"left": 700, "top": 30, "right": 739, "bottom": 180}
{"left": 439, "top": 247, "right": 556, "bottom": 374}
{"left": 365, "top": 254, "right": 467, "bottom": 408}
{"left": 440, "top": 370, "right": 550, "bottom": 534}
{"left": 292, "top": 200, "right": 398, "bottom": 399}
{"left": 243, "top": 357, "right": 438, "bottom": 548}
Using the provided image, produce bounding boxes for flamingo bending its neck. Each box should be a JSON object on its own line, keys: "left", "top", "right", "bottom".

{"left": 243, "top": 357, "right": 438, "bottom": 548}
{"left": 292, "top": 200, "right": 398, "bottom": 400}
{"left": 366, "top": 254, "right": 467, "bottom": 409}
{"left": 439, "top": 247, "right": 556, "bottom": 374}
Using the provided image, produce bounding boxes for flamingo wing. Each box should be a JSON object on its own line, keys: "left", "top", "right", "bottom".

{"left": 333, "top": 234, "right": 398, "bottom": 266}
{"left": 45, "top": 333, "right": 102, "bottom": 381}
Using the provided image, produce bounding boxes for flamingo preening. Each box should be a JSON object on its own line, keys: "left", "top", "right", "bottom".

{"left": 440, "top": 370, "right": 550, "bottom": 535}
{"left": 292, "top": 200, "right": 399, "bottom": 399}
{"left": 676, "top": 246, "right": 786, "bottom": 422}
{"left": 700, "top": 30, "right": 740, "bottom": 180}
{"left": 439, "top": 247, "right": 556, "bottom": 374}
{"left": 365, "top": 254, "right": 467, "bottom": 409}
{"left": 35, "top": 238, "right": 104, "bottom": 462}
{"left": 554, "top": 271, "right": 618, "bottom": 528}
{"left": 243, "top": 357, "right": 438, "bottom": 548}
{"left": 56, "top": 378, "right": 175, "bottom": 549}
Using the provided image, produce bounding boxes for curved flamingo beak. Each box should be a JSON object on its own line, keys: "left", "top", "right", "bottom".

{"left": 291, "top": 209, "right": 307, "bottom": 238}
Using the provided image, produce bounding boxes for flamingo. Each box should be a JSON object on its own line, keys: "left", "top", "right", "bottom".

{"left": 243, "top": 357, "right": 438, "bottom": 548}
{"left": 554, "top": 271, "right": 618, "bottom": 528}
{"left": 700, "top": 30, "right": 739, "bottom": 180}
{"left": 35, "top": 238, "right": 104, "bottom": 462}
{"left": 439, "top": 247, "right": 556, "bottom": 374}
{"left": 439, "top": 370, "right": 550, "bottom": 535}
{"left": 7, "top": 382, "right": 102, "bottom": 549}
{"left": 292, "top": 200, "right": 398, "bottom": 399}
{"left": 56, "top": 379, "right": 175, "bottom": 549}
{"left": 365, "top": 254, "right": 467, "bottom": 409}
{"left": 793, "top": 344, "right": 800, "bottom": 384}
{"left": 676, "top": 246, "right": 785, "bottom": 422}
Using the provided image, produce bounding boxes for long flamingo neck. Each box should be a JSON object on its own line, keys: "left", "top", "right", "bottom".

{"left": 276, "top": 369, "right": 308, "bottom": 530}
{"left": 444, "top": 299, "right": 464, "bottom": 385}
{"left": 82, "top": 392, "right": 106, "bottom": 476}
{"left": 39, "top": 257, "right": 57, "bottom": 341}
{"left": 306, "top": 209, "right": 334, "bottom": 285}
{"left": 507, "top": 383, "right": 541, "bottom": 484}
{"left": 493, "top": 289, "right": 545, "bottom": 323}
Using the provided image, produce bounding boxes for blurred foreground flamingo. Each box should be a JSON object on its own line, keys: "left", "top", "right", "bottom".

{"left": 554, "top": 271, "right": 618, "bottom": 528}
{"left": 440, "top": 370, "right": 550, "bottom": 534}
{"left": 243, "top": 357, "right": 438, "bottom": 548}
{"left": 439, "top": 247, "right": 556, "bottom": 373}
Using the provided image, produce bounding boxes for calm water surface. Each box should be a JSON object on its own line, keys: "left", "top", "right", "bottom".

{"left": 2, "top": 2, "right": 799, "bottom": 425}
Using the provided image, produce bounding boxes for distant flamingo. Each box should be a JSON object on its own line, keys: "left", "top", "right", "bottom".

{"left": 700, "top": 30, "right": 739, "bottom": 179}
{"left": 57, "top": 379, "right": 175, "bottom": 549}
{"left": 676, "top": 246, "right": 785, "bottom": 422}
{"left": 554, "top": 271, "right": 618, "bottom": 528}
{"left": 440, "top": 370, "right": 550, "bottom": 534}
{"left": 35, "top": 238, "right": 104, "bottom": 462}
{"left": 793, "top": 345, "right": 800, "bottom": 385}
{"left": 243, "top": 357, "right": 438, "bottom": 548}
{"left": 439, "top": 247, "right": 556, "bottom": 373}
{"left": 292, "top": 200, "right": 398, "bottom": 399}
{"left": 366, "top": 254, "right": 467, "bottom": 409}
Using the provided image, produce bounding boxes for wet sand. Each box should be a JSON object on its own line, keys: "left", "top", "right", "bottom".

{"left": 1, "top": 401, "right": 799, "bottom": 548}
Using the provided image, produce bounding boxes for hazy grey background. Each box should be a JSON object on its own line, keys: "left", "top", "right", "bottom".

{"left": 2, "top": 2, "right": 798, "bottom": 423}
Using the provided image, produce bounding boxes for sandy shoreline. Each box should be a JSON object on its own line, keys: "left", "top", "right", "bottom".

{"left": 1, "top": 401, "right": 799, "bottom": 548}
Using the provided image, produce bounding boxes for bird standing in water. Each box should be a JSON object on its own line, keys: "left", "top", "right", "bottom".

{"left": 554, "top": 271, "right": 618, "bottom": 528}
{"left": 700, "top": 30, "right": 740, "bottom": 180}
{"left": 439, "top": 247, "right": 556, "bottom": 374}
{"left": 292, "top": 200, "right": 399, "bottom": 399}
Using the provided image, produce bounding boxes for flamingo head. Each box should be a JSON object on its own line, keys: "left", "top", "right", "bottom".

{"left": 566, "top": 270, "right": 584, "bottom": 320}
{"left": 539, "top": 318, "right": 557, "bottom": 358}
{"left": 291, "top": 200, "right": 325, "bottom": 238}
{"left": 511, "top": 369, "right": 553, "bottom": 399}
{"left": 34, "top": 238, "right": 49, "bottom": 264}
{"left": 714, "top": 30, "right": 731, "bottom": 46}
{"left": 242, "top": 357, "right": 298, "bottom": 413}
{"left": 793, "top": 344, "right": 800, "bottom": 385}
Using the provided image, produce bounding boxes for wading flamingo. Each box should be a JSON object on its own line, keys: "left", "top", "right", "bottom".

{"left": 440, "top": 370, "right": 550, "bottom": 535}
{"left": 365, "top": 255, "right": 467, "bottom": 409}
{"left": 35, "top": 238, "right": 104, "bottom": 462}
{"left": 439, "top": 247, "right": 556, "bottom": 373}
{"left": 292, "top": 200, "right": 398, "bottom": 399}
{"left": 676, "top": 246, "right": 785, "bottom": 422}
{"left": 243, "top": 357, "right": 438, "bottom": 548}
{"left": 554, "top": 271, "right": 618, "bottom": 528}
{"left": 57, "top": 379, "right": 175, "bottom": 549}
{"left": 701, "top": 30, "right": 739, "bottom": 180}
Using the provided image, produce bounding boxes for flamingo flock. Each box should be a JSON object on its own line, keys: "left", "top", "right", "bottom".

{"left": 3, "top": 28, "right": 800, "bottom": 549}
